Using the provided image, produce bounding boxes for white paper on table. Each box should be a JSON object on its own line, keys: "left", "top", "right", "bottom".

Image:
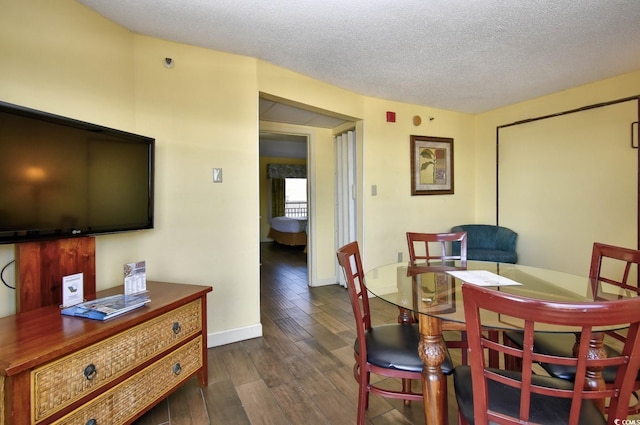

{"left": 445, "top": 270, "right": 522, "bottom": 287}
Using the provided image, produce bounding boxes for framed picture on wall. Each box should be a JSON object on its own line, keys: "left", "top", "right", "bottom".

{"left": 410, "top": 135, "right": 454, "bottom": 195}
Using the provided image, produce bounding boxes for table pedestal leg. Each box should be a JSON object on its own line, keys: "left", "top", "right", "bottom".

{"left": 573, "top": 332, "right": 607, "bottom": 413}
{"left": 418, "top": 315, "right": 447, "bottom": 425}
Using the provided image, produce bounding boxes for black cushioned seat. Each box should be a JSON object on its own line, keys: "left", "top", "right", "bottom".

{"left": 355, "top": 323, "right": 454, "bottom": 375}
{"left": 454, "top": 366, "right": 606, "bottom": 425}
{"left": 338, "top": 241, "right": 455, "bottom": 425}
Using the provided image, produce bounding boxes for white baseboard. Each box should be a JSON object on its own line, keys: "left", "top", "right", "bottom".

{"left": 311, "top": 276, "right": 339, "bottom": 287}
{"left": 206, "top": 323, "right": 263, "bottom": 348}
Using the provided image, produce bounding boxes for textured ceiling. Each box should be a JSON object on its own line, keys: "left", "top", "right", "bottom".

{"left": 77, "top": 0, "right": 640, "bottom": 114}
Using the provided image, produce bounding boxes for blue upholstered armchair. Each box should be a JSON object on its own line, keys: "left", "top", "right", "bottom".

{"left": 450, "top": 224, "right": 518, "bottom": 264}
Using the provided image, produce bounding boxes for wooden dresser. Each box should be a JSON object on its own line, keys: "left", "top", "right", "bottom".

{"left": 0, "top": 281, "right": 212, "bottom": 425}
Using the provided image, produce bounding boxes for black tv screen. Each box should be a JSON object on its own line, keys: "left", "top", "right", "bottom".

{"left": 0, "top": 101, "right": 154, "bottom": 244}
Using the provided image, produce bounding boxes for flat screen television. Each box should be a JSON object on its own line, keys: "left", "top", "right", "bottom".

{"left": 0, "top": 101, "right": 154, "bottom": 244}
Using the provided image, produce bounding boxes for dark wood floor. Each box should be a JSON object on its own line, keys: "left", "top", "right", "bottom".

{"left": 133, "top": 242, "right": 640, "bottom": 424}
{"left": 133, "top": 242, "right": 461, "bottom": 424}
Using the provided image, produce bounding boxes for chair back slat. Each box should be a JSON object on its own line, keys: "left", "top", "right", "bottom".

{"left": 590, "top": 242, "right": 640, "bottom": 293}
{"left": 462, "top": 283, "right": 640, "bottom": 425}
{"left": 590, "top": 242, "right": 640, "bottom": 346}
{"left": 337, "top": 241, "right": 371, "bottom": 336}
{"left": 406, "top": 231, "right": 467, "bottom": 267}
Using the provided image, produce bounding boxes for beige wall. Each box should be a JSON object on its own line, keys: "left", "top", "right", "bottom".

{"left": 0, "top": 1, "right": 263, "bottom": 343}
{"left": 1, "top": 0, "right": 639, "bottom": 344}
{"left": 360, "top": 98, "right": 477, "bottom": 267}
{"left": 0, "top": 0, "right": 138, "bottom": 318}
{"left": 474, "top": 71, "right": 640, "bottom": 223}
{"left": 474, "top": 71, "right": 640, "bottom": 275}
{"left": 131, "top": 36, "right": 261, "bottom": 344}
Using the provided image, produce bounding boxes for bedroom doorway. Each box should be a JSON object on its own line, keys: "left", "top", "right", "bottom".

{"left": 259, "top": 130, "right": 310, "bottom": 284}
{"left": 259, "top": 94, "right": 359, "bottom": 288}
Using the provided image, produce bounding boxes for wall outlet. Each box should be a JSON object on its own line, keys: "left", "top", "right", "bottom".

{"left": 397, "top": 251, "right": 403, "bottom": 262}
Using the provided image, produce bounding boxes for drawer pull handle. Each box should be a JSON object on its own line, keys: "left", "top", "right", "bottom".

{"left": 86, "top": 419, "right": 97, "bottom": 425}
{"left": 84, "top": 364, "right": 97, "bottom": 381}
{"left": 172, "top": 322, "right": 182, "bottom": 334}
{"left": 173, "top": 363, "right": 182, "bottom": 375}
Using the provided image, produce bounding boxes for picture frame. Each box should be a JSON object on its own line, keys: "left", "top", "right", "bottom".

{"left": 410, "top": 135, "right": 454, "bottom": 195}
{"left": 410, "top": 271, "right": 456, "bottom": 314}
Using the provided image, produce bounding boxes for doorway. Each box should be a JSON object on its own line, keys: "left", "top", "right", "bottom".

{"left": 259, "top": 131, "right": 310, "bottom": 280}
{"left": 258, "top": 94, "right": 359, "bottom": 288}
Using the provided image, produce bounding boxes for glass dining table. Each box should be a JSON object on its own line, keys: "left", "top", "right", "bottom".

{"left": 363, "top": 260, "right": 637, "bottom": 425}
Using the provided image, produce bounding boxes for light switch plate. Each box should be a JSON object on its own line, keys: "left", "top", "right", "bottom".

{"left": 213, "top": 168, "right": 223, "bottom": 183}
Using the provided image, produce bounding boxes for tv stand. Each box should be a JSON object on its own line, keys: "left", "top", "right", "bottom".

{"left": 15, "top": 237, "right": 96, "bottom": 312}
{"left": 0, "top": 280, "right": 211, "bottom": 424}
{"left": 6, "top": 237, "right": 212, "bottom": 424}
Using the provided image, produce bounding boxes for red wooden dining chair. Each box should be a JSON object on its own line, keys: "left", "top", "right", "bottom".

{"left": 406, "top": 231, "right": 467, "bottom": 267}
{"left": 454, "top": 283, "right": 640, "bottom": 425}
{"left": 337, "top": 241, "right": 453, "bottom": 425}
{"left": 504, "top": 242, "right": 640, "bottom": 415}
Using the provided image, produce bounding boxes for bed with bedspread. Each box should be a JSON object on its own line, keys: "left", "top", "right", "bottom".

{"left": 268, "top": 216, "right": 307, "bottom": 247}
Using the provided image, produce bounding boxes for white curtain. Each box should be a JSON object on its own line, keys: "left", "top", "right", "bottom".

{"left": 335, "top": 130, "right": 356, "bottom": 287}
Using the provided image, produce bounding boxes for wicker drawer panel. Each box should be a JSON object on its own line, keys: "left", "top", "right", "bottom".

{"left": 51, "top": 336, "right": 203, "bottom": 425}
{"left": 31, "top": 300, "right": 202, "bottom": 423}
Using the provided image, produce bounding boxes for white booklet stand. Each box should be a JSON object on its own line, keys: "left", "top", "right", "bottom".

{"left": 124, "top": 260, "right": 147, "bottom": 295}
